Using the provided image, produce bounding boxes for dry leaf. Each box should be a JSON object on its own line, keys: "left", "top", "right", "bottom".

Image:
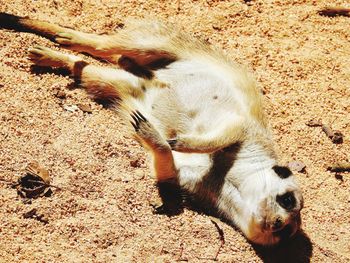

{"left": 17, "top": 161, "right": 52, "bottom": 199}
{"left": 26, "top": 161, "right": 50, "bottom": 184}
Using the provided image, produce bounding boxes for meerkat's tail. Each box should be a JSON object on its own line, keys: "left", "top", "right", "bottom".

{"left": 0, "top": 12, "right": 70, "bottom": 41}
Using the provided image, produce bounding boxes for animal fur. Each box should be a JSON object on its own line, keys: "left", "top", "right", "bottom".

{"left": 0, "top": 12, "right": 303, "bottom": 245}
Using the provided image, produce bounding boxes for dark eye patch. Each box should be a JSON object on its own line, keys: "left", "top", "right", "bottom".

{"left": 277, "top": 192, "right": 296, "bottom": 210}
{"left": 272, "top": 165, "right": 292, "bottom": 179}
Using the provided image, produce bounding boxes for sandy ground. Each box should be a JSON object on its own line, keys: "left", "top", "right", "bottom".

{"left": 0, "top": 0, "right": 349, "bottom": 262}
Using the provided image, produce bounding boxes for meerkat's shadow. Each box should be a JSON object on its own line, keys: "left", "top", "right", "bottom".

{"left": 180, "top": 200, "right": 312, "bottom": 263}
{"left": 30, "top": 65, "right": 71, "bottom": 77}
{"left": 252, "top": 230, "right": 313, "bottom": 263}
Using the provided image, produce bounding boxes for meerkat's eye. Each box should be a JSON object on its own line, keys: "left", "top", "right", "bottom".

{"left": 276, "top": 192, "right": 296, "bottom": 210}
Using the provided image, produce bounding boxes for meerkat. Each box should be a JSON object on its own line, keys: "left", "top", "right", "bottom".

{"left": 0, "top": 13, "right": 303, "bottom": 245}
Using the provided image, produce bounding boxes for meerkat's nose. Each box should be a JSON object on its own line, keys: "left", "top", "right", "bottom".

{"left": 272, "top": 218, "right": 283, "bottom": 231}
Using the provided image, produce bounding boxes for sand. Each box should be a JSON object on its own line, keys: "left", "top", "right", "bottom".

{"left": 0, "top": 0, "right": 349, "bottom": 262}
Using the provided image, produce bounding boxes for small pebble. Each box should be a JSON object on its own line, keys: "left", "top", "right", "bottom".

{"left": 288, "top": 161, "right": 306, "bottom": 173}
{"left": 78, "top": 104, "right": 93, "bottom": 113}
{"left": 54, "top": 90, "right": 66, "bottom": 99}
{"left": 63, "top": 104, "right": 79, "bottom": 112}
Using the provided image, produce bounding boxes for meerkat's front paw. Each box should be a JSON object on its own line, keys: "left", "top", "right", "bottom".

{"left": 130, "top": 110, "right": 159, "bottom": 142}
{"left": 167, "top": 136, "right": 217, "bottom": 153}
{"left": 130, "top": 110, "right": 152, "bottom": 135}
{"left": 130, "top": 111, "right": 172, "bottom": 152}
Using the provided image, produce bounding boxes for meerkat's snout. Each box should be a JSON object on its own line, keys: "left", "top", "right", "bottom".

{"left": 271, "top": 191, "right": 300, "bottom": 233}
{"left": 247, "top": 197, "right": 302, "bottom": 245}
{"left": 271, "top": 217, "right": 284, "bottom": 231}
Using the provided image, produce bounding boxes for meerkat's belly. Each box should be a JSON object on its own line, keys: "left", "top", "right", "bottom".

{"left": 143, "top": 59, "right": 250, "bottom": 138}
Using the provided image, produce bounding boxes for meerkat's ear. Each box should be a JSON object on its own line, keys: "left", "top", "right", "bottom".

{"left": 272, "top": 165, "right": 292, "bottom": 179}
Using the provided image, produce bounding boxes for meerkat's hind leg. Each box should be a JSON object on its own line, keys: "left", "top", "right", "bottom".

{"left": 0, "top": 13, "right": 118, "bottom": 63}
{"left": 28, "top": 46, "right": 121, "bottom": 102}
{"left": 54, "top": 31, "right": 120, "bottom": 62}
{"left": 130, "top": 111, "right": 183, "bottom": 215}
{"left": 1, "top": 13, "right": 177, "bottom": 67}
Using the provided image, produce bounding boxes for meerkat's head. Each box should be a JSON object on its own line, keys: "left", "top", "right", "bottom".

{"left": 237, "top": 165, "right": 304, "bottom": 245}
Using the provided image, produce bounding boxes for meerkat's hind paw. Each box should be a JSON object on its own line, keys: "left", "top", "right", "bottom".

{"left": 55, "top": 32, "right": 76, "bottom": 46}
{"left": 28, "top": 45, "right": 50, "bottom": 59}
{"left": 28, "top": 46, "right": 51, "bottom": 66}
{"left": 28, "top": 46, "right": 67, "bottom": 67}
{"left": 55, "top": 32, "right": 89, "bottom": 51}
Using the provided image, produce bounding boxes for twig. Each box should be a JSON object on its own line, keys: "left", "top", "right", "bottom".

{"left": 306, "top": 119, "right": 344, "bottom": 144}
{"left": 319, "top": 7, "right": 350, "bottom": 17}
{"left": 0, "top": 167, "right": 17, "bottom": 172}
{"left": 321, "top": 124, "right": 343, "bottom": 144}
{"left": 327, "top": 162, "right": 350, "bottom": 173}
{"left": 305, "top": 119, "right": 322, "bottom": 127}
{"left": 197, "top": 218, "right": 225, "bottom": 261}
{"left": 210, "top": 219, "right": 225, "bottom": 261}
{"left": 176, "top": 242, "right": 188, "bottom": 262}
{"left": 184, "top": 217, "right": 226, "bottom": 262}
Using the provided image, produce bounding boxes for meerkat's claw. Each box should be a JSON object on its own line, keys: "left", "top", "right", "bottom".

{"left": 167, "top": 138, "right": 178, "bottom": 149}
{"left": 55, "top": 32, "right": 75, "bottom": 46}
{"left": 167, "top": 138, "right": 188, "bottom": 151}
{"left": 28, "top": 45, "right": 47, "bottom": 58}
{"left": 130, "top": 110, "right": 162, "bottom": 143}
{"left": 130, "top": 110, "right": 148, "bottom": 132}
{"left": 28, "top": 46, "right": 57, "bottom": 66}
{"left": 55, "top": 32, "right": 91, "bottom": 51}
